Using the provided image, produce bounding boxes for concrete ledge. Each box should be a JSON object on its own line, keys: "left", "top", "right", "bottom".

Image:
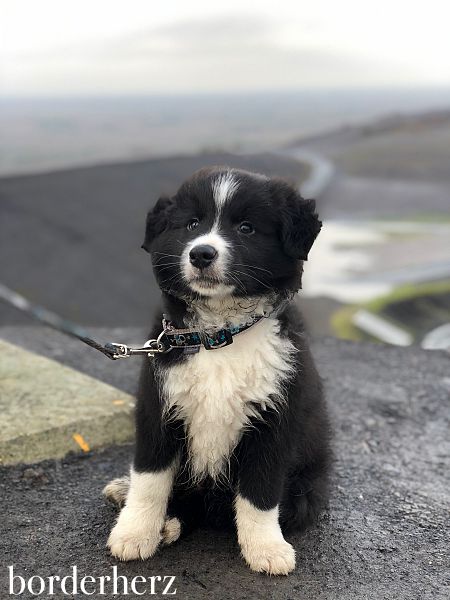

{"left": 0, "top": 325, "right": 143, "bottom": 394}
{"left": 0, "top": 340, "right": 134, "bottom": 465}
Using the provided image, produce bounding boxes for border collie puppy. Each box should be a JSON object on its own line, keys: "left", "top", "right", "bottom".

{"left": 104, "top": 167, "right": 331, "bottom": 575}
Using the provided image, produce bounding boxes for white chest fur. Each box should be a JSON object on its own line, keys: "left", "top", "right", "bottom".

{"left": 161, "top": 318, "right": 296, "bottom": 480}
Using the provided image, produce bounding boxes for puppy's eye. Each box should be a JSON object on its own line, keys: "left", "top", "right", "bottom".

{"left": 238, "top": 221, "right": 254, "bottom": 235}
{"left": 187, "top": 218, "right": 200, "bottom": 231}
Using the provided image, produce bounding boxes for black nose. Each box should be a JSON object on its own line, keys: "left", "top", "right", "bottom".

{"left": 189, "top": 244, "right": 218, "bottom": 269}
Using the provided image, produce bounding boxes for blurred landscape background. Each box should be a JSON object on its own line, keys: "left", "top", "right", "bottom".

{"left": 1, "top": 0, "right": 449, "bottom": 349}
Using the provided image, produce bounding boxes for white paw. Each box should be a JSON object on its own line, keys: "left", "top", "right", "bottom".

{"left": 103, "top": 477, "right": 130, "bottom": 507}
{"left": 107, "top": 507, "right": 162, "bottom": 561}
{"left": 161, "top": 517, "right": 181, "bottom": 546}
{"left": 241, "top": 539, "right": 296, "bottom": 575}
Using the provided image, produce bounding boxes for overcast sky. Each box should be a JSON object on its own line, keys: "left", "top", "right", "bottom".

{"left": 2, "top": 0, "right": 450, "bottom": 95}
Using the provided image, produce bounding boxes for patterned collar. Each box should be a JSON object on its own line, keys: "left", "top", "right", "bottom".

{"left": 159, "top": 314, "right": 265, "bottom": 353}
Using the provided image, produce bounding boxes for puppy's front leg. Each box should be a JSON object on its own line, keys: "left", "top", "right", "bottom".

{"left": 107, "top": 462, "right": 177, "bottom": 561}
{"left": 235, "top": 420, "right": 295, "bottom": 575}
{"left": 235, "top": 495, "right": 295, "bottom": 575}
{"left": 107, "top": 359, "right": 180, "bottom": 561}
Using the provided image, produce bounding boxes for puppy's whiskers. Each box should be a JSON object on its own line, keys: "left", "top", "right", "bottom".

{"left": 155, "top": 263, "right": 181, "bottom": 274}
{"left": 234, "top": 263, "right": 273, "bottom": 276}
{"left": 153, "top": 252, "right": 181, "bottom": 258}
{"left": 226, "top": 271, "right": 247, "bottom": 295}
{"left": 232, "top": 269, "right": 272, "bottom": 290}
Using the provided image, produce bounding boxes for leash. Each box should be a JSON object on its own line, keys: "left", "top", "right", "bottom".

{"left": 0, "top": 283, "right": 128, "bottom": 360}
{"left": 0, "top": 282, "right": 263, "bottom": 361}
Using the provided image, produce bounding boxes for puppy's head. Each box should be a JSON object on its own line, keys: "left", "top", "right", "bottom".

{"left": 142, "top": 167, "right": 321, "bottom": 299}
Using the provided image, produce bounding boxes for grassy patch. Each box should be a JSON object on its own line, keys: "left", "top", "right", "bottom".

{"left": 331, "top": 306, "right": 363, "bottom": 341}
{"left": 331, "top": 280, "right": 450, "bottom": 342}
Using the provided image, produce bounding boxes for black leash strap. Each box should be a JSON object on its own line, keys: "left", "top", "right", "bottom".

{"left": 0, "top": 283, "right": 127, "bottom": 360}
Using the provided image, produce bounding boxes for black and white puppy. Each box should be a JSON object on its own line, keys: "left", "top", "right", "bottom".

{"left": 104, "top": 167, "right": 331, "bottom": 575}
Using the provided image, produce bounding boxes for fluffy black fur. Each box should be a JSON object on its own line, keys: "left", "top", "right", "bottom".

{"left": 131, "top": 167, "right": 331, "bottom": 536}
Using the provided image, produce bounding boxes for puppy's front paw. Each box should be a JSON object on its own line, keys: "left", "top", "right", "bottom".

{"left": 103, "top": 476, "right": 130, "bottom": 507}
{"left": 241, "top": 539, "right": 296, "bottom": 575}
{"left": 161, "top": 517, "right": 181, "bottom": 546}
{"left": 107, "top": 507, "right": 162, "bottom": 561}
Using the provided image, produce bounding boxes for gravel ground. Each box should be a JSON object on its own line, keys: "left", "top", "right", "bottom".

{"left": 1, "top": 333, "right": 449, "bottom": 599}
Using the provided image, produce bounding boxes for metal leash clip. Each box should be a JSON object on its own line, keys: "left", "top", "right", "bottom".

{"left": 106, "top": 331, "right": 171, "bottom": 359}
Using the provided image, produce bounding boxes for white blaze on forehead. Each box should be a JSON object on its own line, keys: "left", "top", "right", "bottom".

{"left": 181, "top": 172, "right": 238, "bottom": 297}
{"left": 212, "top": 171, "right": 239, "bottom": 211}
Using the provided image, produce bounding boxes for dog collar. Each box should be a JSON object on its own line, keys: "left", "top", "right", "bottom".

{"left": 159, "top": 314, "right": 264, "bottom": 353}
{"left": 105, "top": 314, "right": 265, "bottom": 359}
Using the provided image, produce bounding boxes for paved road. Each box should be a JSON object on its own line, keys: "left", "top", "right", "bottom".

{"left": 277, "top": 148, "right": 335, "bottom": 199}
{"left": 1, "top": 331, "right": 449, "bottom": 600}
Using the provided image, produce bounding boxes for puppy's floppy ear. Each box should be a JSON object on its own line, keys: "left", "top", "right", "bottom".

{"left": 269, "top": 179, "right": 322, "bottom": 260}
{"left": 141, "top": 196, "right": 175, "bottom": 253}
